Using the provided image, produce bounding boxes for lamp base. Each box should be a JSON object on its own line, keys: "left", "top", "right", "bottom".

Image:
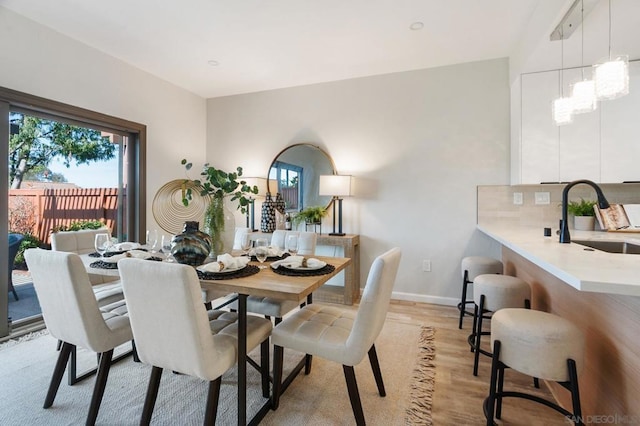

{"left": 328, "top": 232, "right": 346, "bottom": 237}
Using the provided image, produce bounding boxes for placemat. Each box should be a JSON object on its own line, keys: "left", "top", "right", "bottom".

{"left": 197, "top": 264, "right": 261, "bottom": 280}
{"left": 272, "top": 264, "right": 335, "bottom": 277}
{"left": 89, "top": 249, "right": 149, "bottom": 258}
{"left": 89, "top": 257, "right": 163, "bottom": 269}
{"left": 249, "top": 253, "right": 290, "bottom": 262}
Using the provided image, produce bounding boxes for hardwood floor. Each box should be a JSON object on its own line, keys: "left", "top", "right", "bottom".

{"left": 386, "top": 301, "right": 570, "bottom": 425}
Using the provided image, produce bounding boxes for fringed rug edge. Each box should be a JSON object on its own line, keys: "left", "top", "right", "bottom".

{"left": 405, "top": 325, "right": 436, "bottom": 426}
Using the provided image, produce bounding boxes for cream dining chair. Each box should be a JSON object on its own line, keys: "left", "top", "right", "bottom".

{"left": 24, "top": 249, "right": 134, "bottom": 426}
{"left": 271, "top": 247, "right": 402, "bottom": 425}
{"left": 233, "top": 230, "right": 318, "bottom": 324}
{"left": 117, "top": 258, "right": 273, "bottom": 425}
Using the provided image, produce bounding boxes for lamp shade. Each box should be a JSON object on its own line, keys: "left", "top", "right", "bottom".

{"left": 553, "top": 97, "right": 573, "bottom": 126}
{"left": 243, "top": 177, "right": 268, "bottom": 197}
{"left": 319, "top": 175, "right": 352, "bottom": 197}
{"left": 594, "top": 56, "right": 629, "bottom": 100}
{"left": 571, "top": 79, "right": 597, "bottom": 114}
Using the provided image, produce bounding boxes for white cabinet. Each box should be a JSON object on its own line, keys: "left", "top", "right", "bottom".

{"left": 520, "top": 61, "right": 640, "bottom": 184}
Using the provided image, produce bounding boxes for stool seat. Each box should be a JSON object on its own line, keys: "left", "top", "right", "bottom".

{"left": 485, "top": 308, "right": 585, "bottom": 425}
{"left": 458, "top": 256, "right": 503, "bottom": 329}
{"left": 492, "top": 308, "right": 585, "bottom": 382}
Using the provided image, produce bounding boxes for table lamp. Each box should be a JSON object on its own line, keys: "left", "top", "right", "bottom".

{"left": 243, "top": 177, "right": 268, "bottom": 231}
{"left": 319, "top": 175, "right": 352, "bottom": 236}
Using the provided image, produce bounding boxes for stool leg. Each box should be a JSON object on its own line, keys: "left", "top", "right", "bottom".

{"left": 485, "top": 340, "right": 501, "bottom": 426}
{"left": 496, "top": 362, "right": 505, "bottom": 419}
{"left": 568, "top": 359, "right": 583, "bottom": 425}
{"left": 458, "top": 270, "right": 470, "bottom": 329}
{"left": 473, "top": 295, "right": 486, "bottom": 376}
{"left": 470, "top": 303, "right": 478, "bottom": 353}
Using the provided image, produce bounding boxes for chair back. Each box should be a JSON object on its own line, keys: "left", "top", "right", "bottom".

{"left": 8, "top": 233, "right": 23, "bottom": 270}
{"left": 51, "top": 228, "right": 111, "bottom": 255}
{"left": 24, "top": 249, "right": 118, "bottom": 352}
{"left": 270, "top": 230, "right": 288, "bottom": 250}
{"left": 298, "top": 231, "right": 317, "bottom": 255}
{"left": 347, "top": 247, "right": 401, "bottom": 361}
{"left": 118, "top": 258, "right": 236, "bottom": 380}
{"left": 232, "top": 227, "right": 250, "bottom": 250}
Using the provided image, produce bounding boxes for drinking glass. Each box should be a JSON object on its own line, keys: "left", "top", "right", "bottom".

{"left": 146, "top": 229, "right": 158, "bottom": 253}
{"left": 161, "top": 234, "right": 174, "bottom": 262}
{"left": 254, "top": 238, "right": 269, "bottom": 269}
{"left": 286, "top": 234, "right": 299, "bottom": 256}
{"left": 94, "top": 233, "right": 111, "bottom": 258}
{"left": 240, "top": 233, "right": 252, "bottom": 256}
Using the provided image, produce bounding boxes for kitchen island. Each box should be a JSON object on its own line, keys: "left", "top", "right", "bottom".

{"left": 478, "top": 222, "right": 640, "bottom": 423}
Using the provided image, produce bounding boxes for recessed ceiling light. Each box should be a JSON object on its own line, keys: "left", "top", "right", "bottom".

{"left": 410, "top": 22, "right": 424, "bottom": 31}
{"left": 207, "top": 60, "right": 219, "bottom": 67}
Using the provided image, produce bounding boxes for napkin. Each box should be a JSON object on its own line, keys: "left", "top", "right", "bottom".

{"left": 109, "top": 242, "right": 141, "bottom": 252}
{"left": 249, "top": 246, "right": 284, "bottom": 257}
{"left": 270, "top": 255, "right": 325, "bottom": 269}
{"left": 198, "top": 254, "right": 250, "bottom": 272}
{"left": 102, "top": 249, "right": 153, "bottom": 263}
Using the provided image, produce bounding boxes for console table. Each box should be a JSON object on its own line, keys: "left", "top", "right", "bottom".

{"left": 315, "top": 234, "right": 360, "bottom": 305}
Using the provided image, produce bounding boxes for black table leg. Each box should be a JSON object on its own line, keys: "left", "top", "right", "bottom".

{"left": 238, "top": 294, "right": 247, "bottom": 426}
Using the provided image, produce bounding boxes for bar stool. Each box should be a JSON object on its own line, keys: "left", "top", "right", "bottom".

{"left": 484, "top": 308, "right": 585, "bottom": 426}
{"left": 468, "top": 274, "right": 530, "bottom": 376}
{"left": 459, "top": 256, "right": 503, "bottom": 329}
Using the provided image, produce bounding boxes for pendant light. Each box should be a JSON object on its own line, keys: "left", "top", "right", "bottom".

{"left": 571, "top": 0, "right": 597, "bottom": 114}
{"left": 554, "top": 28, "right": 573, "bottom": 126}
{"left": 594, "top": 0, "right": 629, "bottom": 100}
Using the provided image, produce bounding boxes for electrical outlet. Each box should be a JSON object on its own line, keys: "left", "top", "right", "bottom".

{"left": 422, "top": 260, "right": 431, "bottom": 272}
{"left": 535, "top": 192, "right": 551, "bottom": 205}
{"left": 513, "top": 192, "right": 523, "bottom": 205}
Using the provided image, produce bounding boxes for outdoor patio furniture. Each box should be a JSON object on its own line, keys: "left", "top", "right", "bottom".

{"left": 8, "top": 233, "right": 24, "bottom": 301}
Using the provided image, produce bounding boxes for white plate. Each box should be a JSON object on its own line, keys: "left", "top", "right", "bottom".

{"left": 196, "top": 264, "right": 247, "bottom": 274}
{"left": 278, "top": 261, "right": 327, "bottom": 271}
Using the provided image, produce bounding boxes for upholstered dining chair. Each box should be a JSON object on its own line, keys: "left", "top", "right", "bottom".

{"left": 7, "top": 233, "right": 24, "bottom": 301}
{"left": 237, "top": 230, "right": 318, "bottom": 324}
{"left": 271, "top": 247, "right": 402, "bottom": 425}
{"left": 117, "top": 258, "right": 273, "bottom": 425}
{"left": 24, "top": 249, "right": 134, "bottom": 426}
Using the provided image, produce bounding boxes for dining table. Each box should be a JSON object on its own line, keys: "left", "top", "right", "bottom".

{"left": 80, "top": 251, "right": 352, "bottom": 425}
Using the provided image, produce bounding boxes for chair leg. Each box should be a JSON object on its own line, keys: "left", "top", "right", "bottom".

{"left": 260, "top": 339, "right": 270, "bottom": 398}
{"left": 86, "top": 349, "right": 114, "bottom": 426}
{"left": 141, "top": 366, "right": 163, "bottom": 426}
{"left": 473, "top": 295, "right": 485, "bottom": 376}
{"left": 272, "top": 345, "right": 284, "bottom": 410}
{"left": 368, "top": 345, "right": 386, "bottom": 397}
{"left": 274, "top": 317, "right": 282, "bottom": 326}
{"left": 485, "top": 340, "right": 501, "bottom": 426}
{"left": 203, "top": 377, "right": 222, "bottom": 426}
{"left": 44, "top": 341, "right": 72, "bottom": 408}
{"left": 343, "top": 365, "right": 365, "bottom": 426}
{"left": 458, "top": 271, "right": 470, "bottom": 329}
{"left": 568, "top": 359, "right": 584, "bottom": 426}
{"left": 9, "top": 282, "right": 19, "bottom": 301}
{"left": 304, "top": 354, "right": 313, "bottom": 375}
{"left": 132, "top": 340, "right": 140, "bottom": 363}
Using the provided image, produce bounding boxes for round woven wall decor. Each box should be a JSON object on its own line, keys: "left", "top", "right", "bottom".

{"left": 152, "top": 179, "right": 212, "bottom": 235}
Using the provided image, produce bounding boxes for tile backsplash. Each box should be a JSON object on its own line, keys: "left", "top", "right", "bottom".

{"left": 477, "top": 183, "right": 640, "bottom": 230}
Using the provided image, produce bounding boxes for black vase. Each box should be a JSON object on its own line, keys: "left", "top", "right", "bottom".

{"left": 171, "top": 221, "right": 211, "bottom": 266}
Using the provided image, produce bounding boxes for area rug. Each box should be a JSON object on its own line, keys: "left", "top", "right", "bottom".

{"left": 0, "top": 319, "right": 435, "bottom": 425}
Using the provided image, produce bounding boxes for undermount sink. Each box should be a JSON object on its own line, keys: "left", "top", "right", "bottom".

{"left": 573, "top": 240, "right": 640, "bottom": 255}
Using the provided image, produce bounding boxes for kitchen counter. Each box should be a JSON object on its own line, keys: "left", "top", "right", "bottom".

{"left": 478, "top": 222, "right": 640, "bottom": 296}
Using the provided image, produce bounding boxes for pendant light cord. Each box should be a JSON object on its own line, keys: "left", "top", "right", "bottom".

{"left": 581, "top": 0, "right": 585, "bottom": 79}
{"left": 608, "top": 0, "right": 612, "bottom": 59}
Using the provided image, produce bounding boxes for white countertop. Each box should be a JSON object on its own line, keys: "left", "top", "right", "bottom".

{"left": 477, "top": 222, "right": 640, "bottom": 297}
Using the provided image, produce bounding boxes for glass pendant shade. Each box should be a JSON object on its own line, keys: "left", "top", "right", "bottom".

{"left": 553, "top": 97, "right": 573, "bottom": 125}
{"left": 594, "top": 56, "right": 629, "bottom": 100}
{"left": 571, "top": 79, "right": 597, "bottom": 114}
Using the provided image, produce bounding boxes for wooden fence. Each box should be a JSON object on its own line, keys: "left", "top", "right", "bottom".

{"left": 8, "top": 188, "right": 119, "bottom": 243}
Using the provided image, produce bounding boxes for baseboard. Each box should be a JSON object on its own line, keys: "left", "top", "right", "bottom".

{"left": 390, "top": 291, "right": 458, "bottom": 307}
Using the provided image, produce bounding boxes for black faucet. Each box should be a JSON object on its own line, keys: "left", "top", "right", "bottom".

{"left": 560, "top": 179, "right": 610, "bottom": 243}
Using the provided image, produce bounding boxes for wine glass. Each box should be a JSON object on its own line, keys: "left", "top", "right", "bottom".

{"left": 146, "top": 229, "right": 158, "bottom": 253}
{"left": 94, "top": 233, "right": 111, "bottom": 258}
{"left": 254, "top": 238, "right": 269, "bottom": 269}
{"left": 240, "top": 233, "right": 252, "bottom": 257}
{"left": 286, "top": 234, "right": 299, "bottom": 256}
{"left": 161, "top": 234, "right": 174, "bottom": 262}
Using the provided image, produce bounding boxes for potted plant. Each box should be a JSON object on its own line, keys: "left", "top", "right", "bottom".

{"left": 292, "top": 206, "right": 328, "bottom": 232}
{"left": 567, "top": 198, "right": 597, "bottom": 231}
{"left": 181, "top": 160, "right": 258, "bottom": 256}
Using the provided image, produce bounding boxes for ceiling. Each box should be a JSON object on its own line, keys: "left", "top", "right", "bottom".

{"left": 2, "top": 0, "right": 566, "bottom": 98}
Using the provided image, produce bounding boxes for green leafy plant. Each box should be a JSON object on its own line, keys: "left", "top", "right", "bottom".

{"left": 567, "top": 199, "right": 597, "bottom": 217}
{"left": 51, "top": 220, "right": 106, "bottom": 233}
{"left": 14, "top": 233, "right": 44, "bottom": 267}
{"left": 292, "top": 206, "right": 328, "bottom": 227}
{"left": 181, "top": 159, "right": 258, "bottom": 214}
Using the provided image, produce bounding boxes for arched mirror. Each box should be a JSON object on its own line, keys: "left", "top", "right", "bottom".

{"left": 267, "top": 143, "right": 336, "bottom": 212}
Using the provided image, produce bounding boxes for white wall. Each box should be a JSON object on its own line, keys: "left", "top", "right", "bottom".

{"left": 206, "top": 59, "right": 509, "bottom": 304}
{"left": 0, "top": 7, "right": 207, "bottom": 232}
